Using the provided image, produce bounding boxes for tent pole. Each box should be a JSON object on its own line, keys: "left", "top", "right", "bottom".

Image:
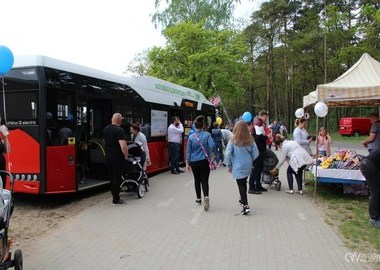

{"left": 313, "top": 116, "right": 319, "bottom": 201}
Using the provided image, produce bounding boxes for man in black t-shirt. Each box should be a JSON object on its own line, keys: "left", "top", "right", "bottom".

{"left": 248, "top": 110, "right": 269, "bottom": 194}
{"left": 103, "top": 113, "right": 128, "bottom": 205}
{"left": 360, "top": 147, "right": 380, "bottom": 228}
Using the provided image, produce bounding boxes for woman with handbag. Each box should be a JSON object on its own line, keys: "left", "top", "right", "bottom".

{"left": 225, "top": 120, "right": 259, "bottom": 215}
{"left": 186, "top": 115, "right": 215, "bottom": 211}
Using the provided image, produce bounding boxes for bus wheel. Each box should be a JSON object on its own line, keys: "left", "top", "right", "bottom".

{"left": 14, "top": 249, "right": 23, "bottom": 270}
{"left": 137, "top": 184, "right": 144, "bottom": 198}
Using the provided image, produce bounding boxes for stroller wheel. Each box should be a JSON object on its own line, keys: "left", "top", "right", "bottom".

{"left": 144, "top": 177, "right": 149, "bottom": 192}
{"left": 14, "top": 249, "right": 23, "bottom": 270}
{"left": 137, "top": 183, "right": 145, "bottom": 198}
{"left": 277, "top": 181, "right": 281, "bottom": 191}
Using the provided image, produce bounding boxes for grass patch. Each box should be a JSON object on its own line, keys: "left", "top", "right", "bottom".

{"left": 287, "top": 131, "right": 364, "bottom": 144}
{"left": 304, "top": 172, "right": 380, "bottom": 269}
{"left": 329, "top": 131, "right": 364, "bottom": 144}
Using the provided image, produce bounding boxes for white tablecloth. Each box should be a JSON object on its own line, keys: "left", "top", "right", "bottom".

{"left": 310, "top": 166, "right": 366, "bottom": 182}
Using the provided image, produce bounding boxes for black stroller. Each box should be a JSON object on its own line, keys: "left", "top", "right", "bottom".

{"left": 261, "top": 149, "right": 281, "bottom": 191}
{"left": 120, "top": 142, "right": 149, "bottom": 198}
{"left": 0, "top": 171, "right": 22, "bottom": 270}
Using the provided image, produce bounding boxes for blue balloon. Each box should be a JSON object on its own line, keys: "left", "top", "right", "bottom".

{"left": 0, "top": 45, "right": 14, "bottom": 75}
{"left": 242, "top": 111, "right": 252, "bottom": 122}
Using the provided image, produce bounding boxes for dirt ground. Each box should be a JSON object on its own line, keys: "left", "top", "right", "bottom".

{"left": 8, "top": 188, "right": 111, "bottom": 248}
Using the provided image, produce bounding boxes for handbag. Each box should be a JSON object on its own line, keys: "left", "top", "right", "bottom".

{"left": 194, "top": 134, "right": 216, "bottom": 170}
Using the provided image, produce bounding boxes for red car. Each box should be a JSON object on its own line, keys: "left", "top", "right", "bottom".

{"left": 339, "top": 117, "right": 371, "bottom": 136}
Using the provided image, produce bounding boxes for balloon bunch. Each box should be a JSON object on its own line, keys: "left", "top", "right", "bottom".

{"left": 295, "top": 101, "right": 328, "bottom": 119}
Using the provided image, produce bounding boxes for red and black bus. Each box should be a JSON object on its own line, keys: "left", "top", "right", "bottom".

{"left": 2, "top": 55, "right": 215, "bottom": 194}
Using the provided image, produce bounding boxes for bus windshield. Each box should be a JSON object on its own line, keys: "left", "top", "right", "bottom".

{"left": 3, "top": 68, "right": 39, "bottom": 125}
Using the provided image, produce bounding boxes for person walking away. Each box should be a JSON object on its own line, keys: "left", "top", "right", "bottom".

{"left": 211, "top": 122, "right": 224, "bottom": 166}
{"left": 130, "top": 123, "right": 151, "bottom": 170}
{"left": 248, "top": 110, "right": 269, "bottom": 194}
{"left": 293, "top": 118, "right": 314, "bottom": 156}
{"left": 361, "top": 113, "right": 380, "bottom": 153}
{"left": 0, "top": 119, "right": 10, "bottom": 189}
{"left": 186, "top": 116, "right": 215, "bottom": 211}
{"left": 360, "top": 147, "right": 380, "bottom": 228}
{"left": 103, "top": 113, "right": 128, "bottom": 205}
{"left": 317, "top": 127, "right": 332, "bottom": 157}
{"left": 225, "top": 120, "right": 259, "bottom": 215}
{"left": 168, "top": 116, "right": 184, "bottom": 174}
{"left": 271, "top": 134, "right": 313, "bottom": 195}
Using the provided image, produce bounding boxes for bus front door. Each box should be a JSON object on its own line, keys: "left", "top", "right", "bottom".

{"left": 85, "top": 100, "right": 111, "bottom": 179}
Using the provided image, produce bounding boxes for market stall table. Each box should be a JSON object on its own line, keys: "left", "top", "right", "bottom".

{"left": 310, "top": 166, "right": 366, "bottom": 185}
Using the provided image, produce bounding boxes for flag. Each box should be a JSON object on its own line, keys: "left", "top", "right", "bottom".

{"left": 210, "top": 96, "right": 221, "bottom": 106}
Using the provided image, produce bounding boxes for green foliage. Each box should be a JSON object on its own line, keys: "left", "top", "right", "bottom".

{"left": 129, "top": 0, "right": 380, "bottom": 124}
{"left": 152, "top": 0, "right": 237, "bottom": 29}
{"left": 147, "top": 22, "right": 250, "bottom": 115}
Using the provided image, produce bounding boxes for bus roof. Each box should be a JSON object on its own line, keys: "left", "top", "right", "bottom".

{"left": 12, "top": 55, "right": 214, "bottom": 110}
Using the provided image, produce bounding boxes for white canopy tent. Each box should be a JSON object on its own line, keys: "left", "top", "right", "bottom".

{"left": 303, "top": 53, "right": 380, "bottom": 108}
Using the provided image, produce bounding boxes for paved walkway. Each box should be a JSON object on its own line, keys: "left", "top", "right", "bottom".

{"left": 19, "top": 161, "right": 364, "bottom": 270}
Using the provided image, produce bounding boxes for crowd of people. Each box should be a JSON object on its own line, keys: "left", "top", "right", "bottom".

{"left": 99, "top": 110, "right": 379, "bottom": 227}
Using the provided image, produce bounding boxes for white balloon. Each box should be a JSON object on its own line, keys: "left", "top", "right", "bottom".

{"left": 314, "top": 102, "right": 328, "bottom": 117}
{"left": 295, "top": 108, "right": 304, "bottom": 118}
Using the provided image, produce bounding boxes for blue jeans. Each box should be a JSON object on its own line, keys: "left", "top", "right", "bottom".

{"left": 214, "top": 141, "right": 224, "bottom": 164}
{"left": 169, "top": 142, "right": 180, "bottom": 172}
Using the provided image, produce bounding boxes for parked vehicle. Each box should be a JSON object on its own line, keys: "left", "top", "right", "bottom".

{"left": 339, "top": 117, "right": 371, "bottom": 136}
{"left": 3, "top": 55, "right": 215, "bottom": 195}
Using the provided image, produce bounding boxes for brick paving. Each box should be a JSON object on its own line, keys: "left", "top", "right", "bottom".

{"left": 20, "top": 163, "right": 364, "bottom": 270}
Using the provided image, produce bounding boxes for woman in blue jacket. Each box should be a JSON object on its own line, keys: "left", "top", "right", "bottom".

{"left": 186, "top": 116, "right": 216, "bottom": 211}
{"left": 225, "top": 120, "right": 259, "bottom": 215}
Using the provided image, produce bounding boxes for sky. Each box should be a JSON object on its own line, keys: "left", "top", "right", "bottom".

{"left": 1, "top": 0, "right": 263, "bottom": 75}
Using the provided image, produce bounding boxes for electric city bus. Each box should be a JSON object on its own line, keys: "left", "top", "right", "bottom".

{"left": 1, "top": 55, "right": 215, "bottom": 194}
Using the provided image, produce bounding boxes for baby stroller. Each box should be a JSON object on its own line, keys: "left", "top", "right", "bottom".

{"left": 0, "top": 171, "right": 23, "bottom": 270}
{"left": 120, "top": 142, "right": 149, "bottom": 198}
{"left": 261, "top": 149, "right": 281, "bottom": 191}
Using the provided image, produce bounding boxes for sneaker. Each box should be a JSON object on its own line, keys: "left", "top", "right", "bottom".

{"left": 285, "top": 190, "right": 294, "bottom": 194}
{"left": 257, "top": 186, "right": 268, "bottom": 192}
{"left": 248, "top": 189, "right": 262, "bottom": 194}
{"left": 204, "top": 196, "right": 210, "bottom": 211}
{"left": 238, "top": 199, "right": 243, "bottom": 206}
{"left": 195, "top": 199, "right": 202, "bottom": 204}
{"left": 113, "top": 199, "right": 126, "bottom": 205}
{"left": 297, "top": 190, "right": 303, "bottom": 195}
{"left": 369, "top": 219, "right": 380, "bottom": 228}
{"left": 222, "top": 163, "right": 226, "bottom": 167}
{"left": 241, "top": 206, "right": 250, "bottom": 215}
